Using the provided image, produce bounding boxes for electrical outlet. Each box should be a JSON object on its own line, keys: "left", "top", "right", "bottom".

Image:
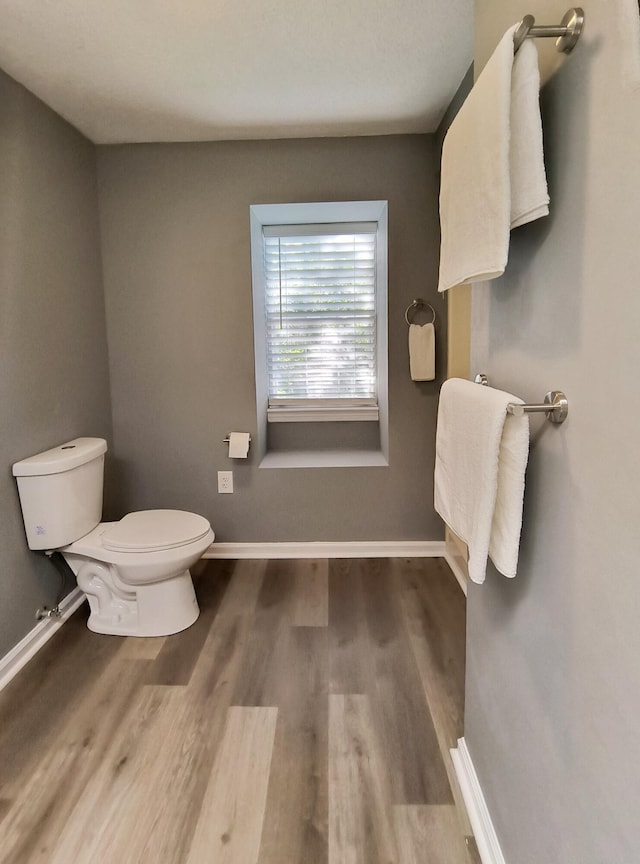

{"left": 217, "top": 470, "right": 233, "bottom": 494}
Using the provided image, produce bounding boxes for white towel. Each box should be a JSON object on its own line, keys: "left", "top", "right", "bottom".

{"left": 409, "top": 323, "right": 435, "bottom": 381}
{"left": 437, "top": 25, "right": 549, "bottom": 293}
{"left": 434, "top": 378, "right": 530, "bottom": 584}
{"left": 509, "top": 37, "right": 550, "bottom": 228}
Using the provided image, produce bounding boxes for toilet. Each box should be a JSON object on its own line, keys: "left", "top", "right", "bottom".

{"left": 12, "top": 437, "right": 214, "bottom": 637}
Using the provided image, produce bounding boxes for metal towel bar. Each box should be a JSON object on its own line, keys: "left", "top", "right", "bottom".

{"left": 474, "top": 374, "right": 569, "bottom": 424}
{"left": 513, "top": 8, "right": 584, "bottom": 54}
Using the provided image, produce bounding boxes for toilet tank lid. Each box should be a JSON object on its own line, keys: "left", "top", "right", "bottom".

{"left": 103, "top": 510, "right": 211, "bottom": 552}
{"left": 12, "top": 438, "right": 107, "bottom": 477}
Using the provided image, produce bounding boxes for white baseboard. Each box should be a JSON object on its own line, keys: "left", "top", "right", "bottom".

{"left": 0, "top": 588, "right": 86, "bottom": 693}
{"left": 443, "top": 551, "right": 468, "bottom": 597}
{"left": 203, "top": 540, "right": 446, "bottom": 559}
{"left": 450, "top": 738, "right": 506, "bottom": 864}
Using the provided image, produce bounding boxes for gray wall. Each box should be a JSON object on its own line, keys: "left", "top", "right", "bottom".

{"left": 97, "top": 136, "right": 445, "bottom": 542}
{"left": 466, "top": 2, "right": 640, "bottom": 861}
{"left": 0, "top": 70, "right": 112, "bottom": 656}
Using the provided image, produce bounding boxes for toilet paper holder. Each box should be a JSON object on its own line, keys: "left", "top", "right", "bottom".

{"left": 223, "top": 432, "right": 252, "bottom": 459}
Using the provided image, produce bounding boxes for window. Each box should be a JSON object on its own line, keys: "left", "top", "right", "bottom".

{"left": 250, "top": 201, "right": 388, "bottom": 426}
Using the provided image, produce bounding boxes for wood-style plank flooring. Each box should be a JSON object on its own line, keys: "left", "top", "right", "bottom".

{"left": 0, "top": 557, "right": 480, "bottom": 864}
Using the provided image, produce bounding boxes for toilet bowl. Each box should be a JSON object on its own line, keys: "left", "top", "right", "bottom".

{"left": 12, "top": 438, "right": 215, "bottom": 637}
{"left": 62, "top": 511, "right": 214, "bottom": 636}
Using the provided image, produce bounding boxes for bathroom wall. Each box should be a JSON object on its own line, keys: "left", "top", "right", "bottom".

{"left": 0, "top": 69, "right": 112, "bottom": 657}
{"left": 97, "top": 135, "right": 445, "bottom": 542}
{"left": 465, "top": 2, "right": 640, "bottom": 861}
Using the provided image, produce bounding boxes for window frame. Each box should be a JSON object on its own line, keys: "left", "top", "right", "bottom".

{"left": 250, "top": 201, "right": 388, "bottom": 427}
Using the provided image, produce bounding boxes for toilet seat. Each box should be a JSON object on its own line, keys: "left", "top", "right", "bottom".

{"left": 102, "top": 510, "right": 211, "bottom": 553}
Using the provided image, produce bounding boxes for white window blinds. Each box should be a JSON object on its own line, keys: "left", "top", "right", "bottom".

{"left": 263, "top": 222, "right": 378, "bottom": 409}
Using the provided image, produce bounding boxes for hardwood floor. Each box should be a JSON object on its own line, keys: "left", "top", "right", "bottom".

{"left": 0, "top": 557, "right": 480, "bottom": 864}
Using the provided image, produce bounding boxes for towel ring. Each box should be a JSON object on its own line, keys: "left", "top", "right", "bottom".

{"left": 405, "top": 299, "right": 436, "bottom": 326}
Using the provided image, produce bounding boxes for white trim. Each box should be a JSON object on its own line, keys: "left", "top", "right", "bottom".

{"left": 450, "top": 738, "right": 507, "bottom": 864}
{"left": 444, "top": 551, "right": 468, "bottom": 597}
{"left": 0, "top": 588, "right": 85, "bottom": 693}
{"left": 203, "top": 540, "right": 446, "bottom": 559}
{"left": 251, "top": 200, "right": 388, "bottom": 226}
{"left": 268, "top": 405, "right": 379, "bottom": 423}
{"left": 259, "top": 449, "right": 388, "bottom": 469}
{"left": 250, "top": 200, "right": 389, "bottom": 463}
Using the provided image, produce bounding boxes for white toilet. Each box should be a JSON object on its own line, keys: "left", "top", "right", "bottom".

{"left": 12, "top": 437, "right": 215, "bottom": 637}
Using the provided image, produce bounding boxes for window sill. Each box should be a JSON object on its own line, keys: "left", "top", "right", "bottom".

{"left": 259, "top": 449, "right": 388, "bottom": 469}
{"left": 267, "top": 406, "right": 379, "bottom": 423}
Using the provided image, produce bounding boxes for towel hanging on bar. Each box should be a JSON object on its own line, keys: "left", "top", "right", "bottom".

{"left": 434, "top": 378, "right": 530, "bottom": 583}
{"left": 437, "top": 24, "right": 549, "bottom": 292}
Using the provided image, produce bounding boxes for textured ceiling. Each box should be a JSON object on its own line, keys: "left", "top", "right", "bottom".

{"left": 0, "top": 0, "right": 473, "bottom": 144}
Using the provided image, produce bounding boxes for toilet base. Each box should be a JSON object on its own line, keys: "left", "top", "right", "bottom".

{"left": 77, "top": 563, "right": 200, "bottom": 637}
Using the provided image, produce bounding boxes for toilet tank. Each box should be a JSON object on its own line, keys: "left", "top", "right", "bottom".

{"left": 12, "top": 438, "right": 107, "bottom": 551}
